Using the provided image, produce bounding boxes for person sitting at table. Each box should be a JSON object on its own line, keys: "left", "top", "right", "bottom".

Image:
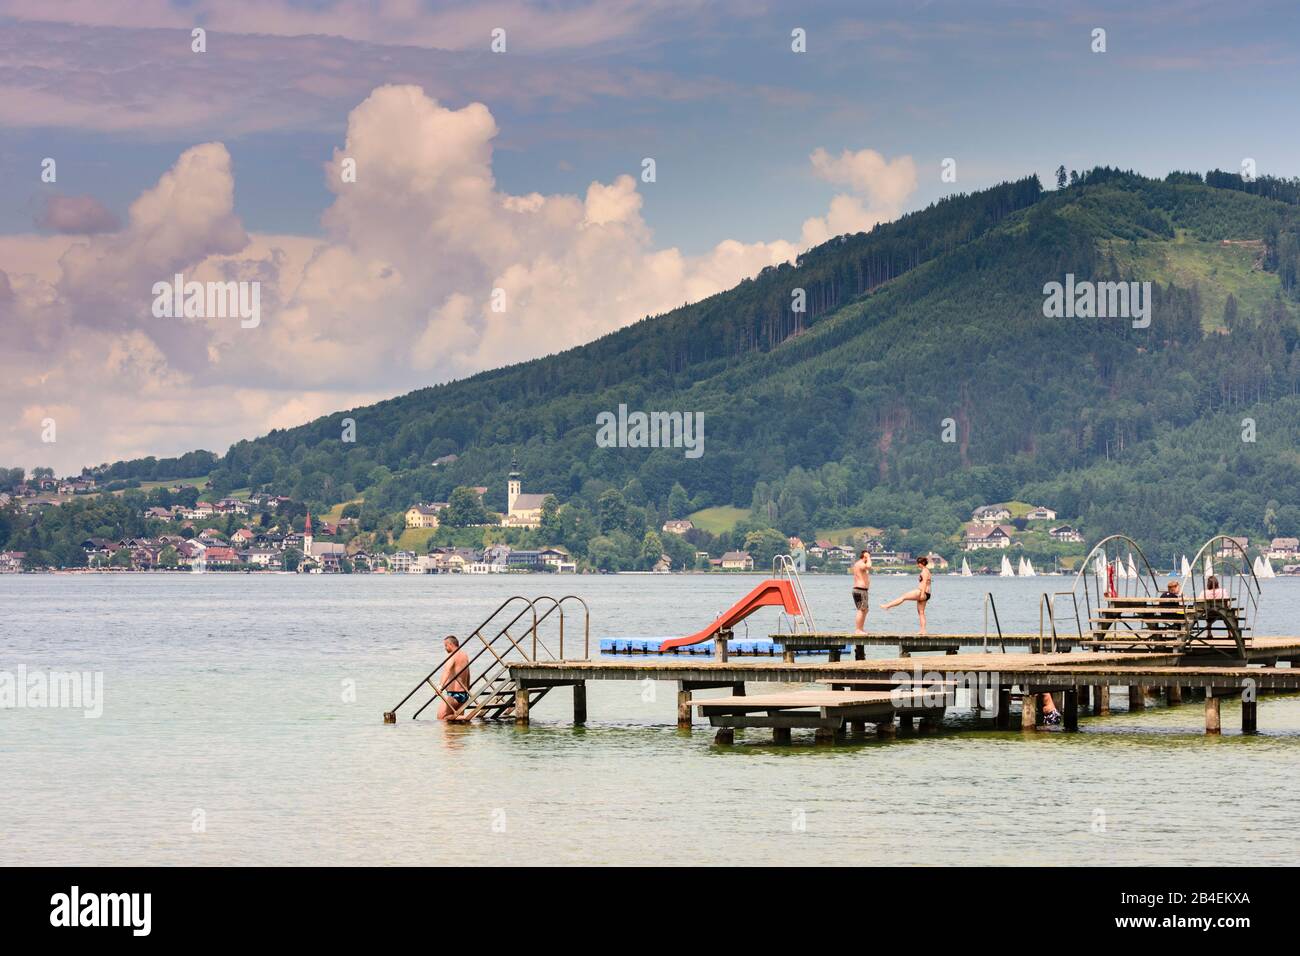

{"left": 1198, "top": 575, "right": 1227, "bottom": 600}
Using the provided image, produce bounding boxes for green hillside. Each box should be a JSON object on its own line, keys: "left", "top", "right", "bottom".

{"left": 10, "top": 167, "right": 1300, "bottom": 569}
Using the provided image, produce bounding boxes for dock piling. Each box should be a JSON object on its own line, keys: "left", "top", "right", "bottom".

{"left": 515, "top": 688, "right": 530, "bottom": 726}
{"left": 1167, "top": 684, "right": 1182, "bottom": 705}
{"left": 573, "top": 682, "right": 587, "bottom": 725}
{"left": 1205, "top": 694, "right": 1221, "bottom": 735}
{"left": 876, "top": 718, "right": 897, "bottom": 739}
{"left": 676, "top": 683, "right": 692, "bottom": 729}
{"left": 1064, "top": 689, "right": 1078, "bottom": 731}
{"left": 996, "top": 687, "right": 1011, "bottom": 729}
{"left": 773, "top": 727, "right": 791, "bottom": 744}
{"left": 1242, "top": 697, "right": 1257, "bottom": 734}
{"left": 1021, "top": 691, "right": 1037, "bottom": 730}
{"left": 1096, "top": 685, "right": 1110, "bottom": 715}
{"left": 1128, "top": 686, "right": 1146, "bottom": 712}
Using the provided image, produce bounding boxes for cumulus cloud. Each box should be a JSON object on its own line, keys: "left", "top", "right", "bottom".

{"left": 36, "top": 195, "right": 121, "bottom": 234}
{"left": 0, "top": 85, "right": 915, "bottom": 473}
{"left": 801, "top": 147, "right": 918, "bottom": 247}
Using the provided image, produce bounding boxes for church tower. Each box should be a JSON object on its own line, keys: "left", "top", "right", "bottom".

{"left": 303, "top": 510, "right": 314, "bottom": 557}
{"left": 507, "top": 456, "right": 522, "bottom": 515}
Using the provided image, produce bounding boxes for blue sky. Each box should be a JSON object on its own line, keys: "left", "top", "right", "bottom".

{"left": 4, "top": 1, "right": 1298, "bottom": 253}
{"left": 2, "top": 0, "right": 1298, "bottom": 472}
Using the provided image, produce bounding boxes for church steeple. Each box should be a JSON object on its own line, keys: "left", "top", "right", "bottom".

{"left": 303, "top": 510, "right": 314, "bottom": 557}
{"left": 507, "top": 455, "right": 522, "bottom": 515}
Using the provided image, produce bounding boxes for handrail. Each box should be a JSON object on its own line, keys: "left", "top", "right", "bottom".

{"left": 1038, "top": 593, "right": 1059, "bottom": 653}
{"left": 982, "top": 592, "right": 1006, "bottom": 653}
{"left": 385, "top": 593, "right": 593, "bottom": 723}
{"left": 386, "top": 595, "right": 537, "bottom": 721}
{"left": 531, "top": 595, "right": 591, "bottom": 659}
{"left": 410, "top": 597, "right": 541, "bottom": 720}
{"left": 772, "top": 553, "right": 816, "bottom": 635}
{"left": 1053, "top": 590, "right": 1083, "bottom": 644}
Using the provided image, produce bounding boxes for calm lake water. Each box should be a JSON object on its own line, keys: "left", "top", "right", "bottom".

{"left": 3, "top": 571, "right": 1299, "bottom": 866}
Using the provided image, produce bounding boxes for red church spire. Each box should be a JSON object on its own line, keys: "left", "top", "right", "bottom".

{"left": 304, "top": 510, "right": 313, "bottom": 535}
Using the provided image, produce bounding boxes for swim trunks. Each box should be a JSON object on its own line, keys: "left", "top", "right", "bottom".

{"left": 852, "top": 587, "right": 869, "bottom": 610}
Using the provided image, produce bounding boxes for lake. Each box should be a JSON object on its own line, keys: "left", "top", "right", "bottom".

{"left": 3, "top": 572, "right": 1298, "bottom": 866}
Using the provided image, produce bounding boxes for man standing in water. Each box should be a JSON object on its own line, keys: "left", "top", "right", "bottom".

{"left": 851, "top": 549, "right": 873, "bottom": 634}
{"left": 435, "top": 635, "right": 471, "bottom": 719}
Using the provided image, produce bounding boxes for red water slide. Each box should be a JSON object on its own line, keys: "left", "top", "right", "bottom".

{"left": 657, "top": 579, "right": 803, "bottom": 652}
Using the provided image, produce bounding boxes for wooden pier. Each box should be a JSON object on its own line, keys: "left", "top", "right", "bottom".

{"left": 506, "top": 638, "right": 1300, "bottom": 742}
{"left": 771, "top": 632, "right": 1067, "bottom": 660}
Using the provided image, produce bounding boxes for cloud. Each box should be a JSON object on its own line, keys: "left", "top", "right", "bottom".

{"left": 0, "top": 85, "right": 914, "bottom": 473}
{"left": 0, "top": 8, "right": 795, "bottom": 138}
{"left": 36, "top": 195, "right": 121, "bottom": 234}
{"left": 800, "top": 147, "right": 918, "bottom": 246}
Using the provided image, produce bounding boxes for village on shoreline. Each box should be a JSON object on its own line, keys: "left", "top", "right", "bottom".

{"left": 5, "top": 465, "right": 1300, "bottom": 577}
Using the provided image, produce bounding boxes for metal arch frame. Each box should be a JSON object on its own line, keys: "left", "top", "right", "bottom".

{"left": 1070, "top": 533, "right": 1162, "bottom": 629}
{"left": 1186, "top": 535, "right": 1260, "bottom": 657}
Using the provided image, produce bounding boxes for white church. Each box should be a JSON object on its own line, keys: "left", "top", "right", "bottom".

{"left": 499, "top": 457, "right": 550, "bottom": 529}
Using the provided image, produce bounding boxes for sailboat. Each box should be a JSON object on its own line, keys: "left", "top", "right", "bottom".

{"left": 1000, "top": 554, "right": 1015, "bottom": 577}
{"left": 1180, "top": 555, "right": 1191, "bottom": 578}
{"left": 1023, "top": 558, "right": 1036, "bottom": 576}
{"left": 960, "top": 557, "right": 972, "bottom": 577}
{"left": 1127, "top": 554, "right": 1139, "bottom": 580}
{"left": 1114, "top": 557, "right": 1128, "bottom": 579}
{"left": 1262, "top": 558, "right": 1277, "bottom": 579}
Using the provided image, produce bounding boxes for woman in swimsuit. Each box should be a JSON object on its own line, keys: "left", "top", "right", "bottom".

{"left": 880, "top": 556, "right": 932, "bottom": 635}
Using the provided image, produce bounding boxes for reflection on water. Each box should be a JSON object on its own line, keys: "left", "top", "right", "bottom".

{"left": 2, "top": 573, "right": 1298, "bottom": 865}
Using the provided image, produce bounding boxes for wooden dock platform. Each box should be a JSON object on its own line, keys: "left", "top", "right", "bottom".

{"left": 692, "top": 688, "right": 944, "bottom": 744}
{"left": 507, "top": 638, "right": 1300, "bottom": 740}
{"left": 771, "top": 632, "right": 1065, "bottom": 660}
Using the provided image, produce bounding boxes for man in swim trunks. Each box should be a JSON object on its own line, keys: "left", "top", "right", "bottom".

{"left": 435, "top": 634, "right": 471, "bottom": 719}
{"left": 851, "top": 549, "right": 873, "bottom": 635}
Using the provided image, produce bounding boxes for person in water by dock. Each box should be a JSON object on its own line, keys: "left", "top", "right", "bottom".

{"left": 880, "top": 556, "right": 932, "bottom": 634}
{"left": 851, "top": 549, "right": 873, "bottom": 634}
{"left": 435, "top": 635, "right": 471, "bottom": 719}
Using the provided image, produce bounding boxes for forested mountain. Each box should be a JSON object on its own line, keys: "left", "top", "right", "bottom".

{"left": 14, "top": 167, "right": 1300, "bottom": 567}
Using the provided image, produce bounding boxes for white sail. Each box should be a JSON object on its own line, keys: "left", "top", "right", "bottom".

{"left": 1127, "top": 554, "right": 1139, "bottom": 580}
{"left": 961, "top": 557, "right": 972, "bottom": 577}
{"left": 1180, "top": 555, "right": 1191, "bottom": 578}
{"left": 1264, "top": 559, "right": 1277, "bottom": 579}
{"left": 1205, "top": 554, "right": 1214, "bottom": 579}
{"left": 1000, "top": 554, "right": 1014, "bottom": 577}
{"left": 1114, "top": 557, "right": 1127, "bottom": 579}
{"left": 1024, "top": 558, "right": 1036, "bottom": 576}
{"left": 1095, "top": 552, "right": 1107, "bottom": 578}
{"left": 1252, "top": 555, "right": 1262, "bottom": 576}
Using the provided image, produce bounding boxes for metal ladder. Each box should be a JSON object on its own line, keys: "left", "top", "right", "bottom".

{"left": 384, "top": 595, "right": 589, "bottom": 723}
{"left": 772, "top": 553, "right": 816, "bottom": 636}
